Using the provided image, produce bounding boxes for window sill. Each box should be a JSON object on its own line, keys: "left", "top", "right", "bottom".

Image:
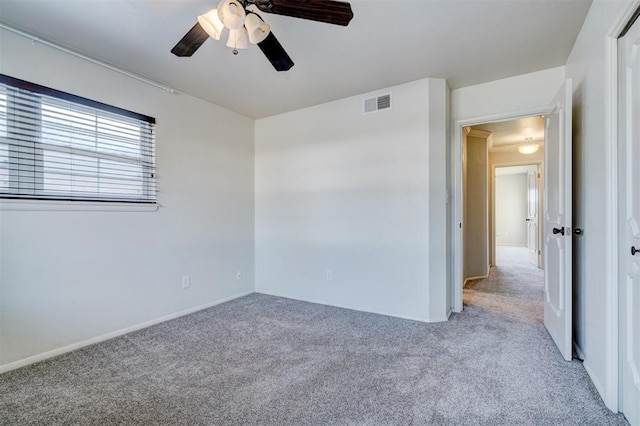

{"left": 0, "top": 199, "right": 159, "bottom": 212}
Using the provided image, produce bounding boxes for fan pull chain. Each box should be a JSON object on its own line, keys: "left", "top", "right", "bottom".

{"left": 232, "top": 30, "right": 239, "bottom": 55}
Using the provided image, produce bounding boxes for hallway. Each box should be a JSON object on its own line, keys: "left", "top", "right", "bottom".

{"left": 465, "top": 245, "right": 543, "bottom": 324}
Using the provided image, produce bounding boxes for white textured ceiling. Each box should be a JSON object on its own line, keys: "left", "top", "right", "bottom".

{"left": 0, "top": 0, "right": 592, "bottom": 119}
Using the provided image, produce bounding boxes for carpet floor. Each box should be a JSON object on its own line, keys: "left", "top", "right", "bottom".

{"left": 0, "top": 248, "right": 629, "bottom": 425}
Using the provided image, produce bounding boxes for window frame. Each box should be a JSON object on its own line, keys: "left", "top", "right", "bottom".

{"left": 0, "top": 74, "right": 157, "bottom": 209}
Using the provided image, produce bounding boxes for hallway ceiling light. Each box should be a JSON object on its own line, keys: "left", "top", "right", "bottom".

{"left": 518, "top": 137, "right": 539, "bottom": 155}
{"left": 518, "top": 144, "right": 539, "bottom": 154}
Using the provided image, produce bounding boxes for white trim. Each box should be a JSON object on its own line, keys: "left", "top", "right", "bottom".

{"left": 604, "top": 30, "right": 621, "bottom": 413}
{"left": 491, "top": 160, "right": 543, "bottom": 168}
{"left": 455, "top": 107, "right": 553, "bottom": 128}
{"left": 0, "top": 291, "right": 253, "bottom": 375}
{"left": 0, "top": 199, "right": 160, "bottom": 212}
{"left": 466, "top": 129, "right": 492, "bottom": 138}
{"left": 464, "top": 273, "right": 490, "bottom": 285}
{"left": 451, "top": 106, "right": 553, "bottom": 312}
{"left": 255, "top": 291, "right": 447, "bottom": 323}
{"left": 452, "top": 119, "right": 463, "bottom": 312}
{"left": 0, "top": 23, "right": 176, "bottom": 94}
{"left": 607, "top": 0, "right": 640, "bottom": 413}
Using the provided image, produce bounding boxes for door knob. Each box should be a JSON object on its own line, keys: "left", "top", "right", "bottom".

{"left": 553, "top": 227, "right": 565, "bottom": 235}
{"left": 632, "top": 246, "right": 640, "bottom": 256}
{"left": 574, "top": 228, "right": 583, "bottom": 236}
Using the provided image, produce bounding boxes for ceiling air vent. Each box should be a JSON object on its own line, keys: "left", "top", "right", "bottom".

{"left": 363, "top": 94, "right": 392, "bottom": 114}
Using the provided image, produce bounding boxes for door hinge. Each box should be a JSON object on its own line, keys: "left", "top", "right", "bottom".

{"left": 538, "top": 250, "right": 541, "bottom": 255}
{"left": 537, "top": 173, "right": 541, "bottom": 179}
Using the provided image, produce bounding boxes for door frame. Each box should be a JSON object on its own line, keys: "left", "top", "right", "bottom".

{"left": 615, "top": 0, "right": 640, "bottom": 414}
{"left": 605, "top": 0, "right": 640, "bottom": 412}
{"left": 491, "top": 162, "right": 543, "bottom": 269}
{"left": 451, "top": 107, "right": 551, "bottom": 314}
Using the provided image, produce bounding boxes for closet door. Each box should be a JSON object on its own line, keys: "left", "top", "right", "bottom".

{"left": 618, "top": 15, "right": 640, "bottom": 426}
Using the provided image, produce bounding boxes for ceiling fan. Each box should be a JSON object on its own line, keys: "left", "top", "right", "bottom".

{"left": 171, "top": 0, "right": 354, "bottom": 72}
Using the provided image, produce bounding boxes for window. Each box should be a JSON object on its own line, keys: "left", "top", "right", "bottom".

{"left": 0, "top": 74, "right": 156, "bottom": 203}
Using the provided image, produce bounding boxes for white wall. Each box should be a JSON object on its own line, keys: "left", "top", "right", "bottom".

{"left": 429, "top": 79, "right": 450, "bottom": 320}
{"left": 565, "top": 0, "right": 636, "bottom": 410}
{"left": 495, "top": 173, "right": 528, "bottom": 246}
{"left": 0, "top": 30, "right": 255, "bottom": 368}
{"left": 255, "top": 78, "right": 449, "bottom": 322}
{"left": 452, "top": 66, "right": 566, "bottom": 121}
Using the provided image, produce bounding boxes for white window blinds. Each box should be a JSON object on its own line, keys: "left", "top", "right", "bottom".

{"left": 0, "top": 74, "right": 156, "bottom": 203}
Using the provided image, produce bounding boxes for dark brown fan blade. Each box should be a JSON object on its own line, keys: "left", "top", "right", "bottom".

{"left": 258, "top": 32, "right": 294, "bottom": 71}
{"left": 171, "top": 22, "right": 210, "bottom": 57}
{"left": 254, "top": 0, "right": 353, "bottom": 26}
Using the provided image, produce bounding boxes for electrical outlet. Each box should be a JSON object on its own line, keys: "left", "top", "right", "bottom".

{"left": 182, "top": 275, "right": 190, "bottom": 289}
{"left": 236, "top": 270, "right": 242, "bottom": 281}
{"left": 326, "top": 270, "right": 332, "bottom": 281}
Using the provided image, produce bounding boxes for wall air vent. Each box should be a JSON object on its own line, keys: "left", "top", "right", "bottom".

{"left": 363, "top": 93, "right": 392, "bottom": 114}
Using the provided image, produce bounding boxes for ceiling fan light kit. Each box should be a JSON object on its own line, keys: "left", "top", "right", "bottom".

{"left": 197, "top": 9, "right": 224, "bottom": 40}
{"left": 227, "top": 28, "right": 250, "bottom": 53}
{"left": 217, "top": 0, "right": 247, "bottom": 30}
{"left": 245, "top": 13, "right": 270, "bottom": 44}
{"left": 171, "top": 0, "right": 354, "bottom": 71}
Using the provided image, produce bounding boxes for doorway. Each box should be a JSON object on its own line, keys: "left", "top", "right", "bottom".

{"left": 458, "top": 118, "right": 548, "bottom": 342}
{"left": 453, "top": 80, "right": 574, "bottom": 362}
{"left": 494, "top": 164, "right": 541, "bottom": 268}
{"left": 461, "top": 115, "right": 545, "bottom": 287}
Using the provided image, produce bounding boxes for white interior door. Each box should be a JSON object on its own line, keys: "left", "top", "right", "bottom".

{"left": 619, "top": 19, "right": 640, "bottom": 426}
{"left": 527, "top": 168, "right": 539, "bottom": 266}
{"left": 543, "top": 79, "right": 573, "bottom": 361}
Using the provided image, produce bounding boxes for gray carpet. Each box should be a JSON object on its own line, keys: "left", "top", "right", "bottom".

{"left": 0, "top": 250, "right": 629, "bottom": 425}
{"left": 464, "top": 246, "right": 546, "bottom": 326}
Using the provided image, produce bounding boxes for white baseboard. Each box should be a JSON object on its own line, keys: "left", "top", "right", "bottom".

{"left": 255, "top": 290, "right": 442, "bottom": 323}
{"left": 464, "top": 273, "right": 490, "bottom": 286}
{"left": 0, "top": 291, "right": 254, "bottom": 375}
